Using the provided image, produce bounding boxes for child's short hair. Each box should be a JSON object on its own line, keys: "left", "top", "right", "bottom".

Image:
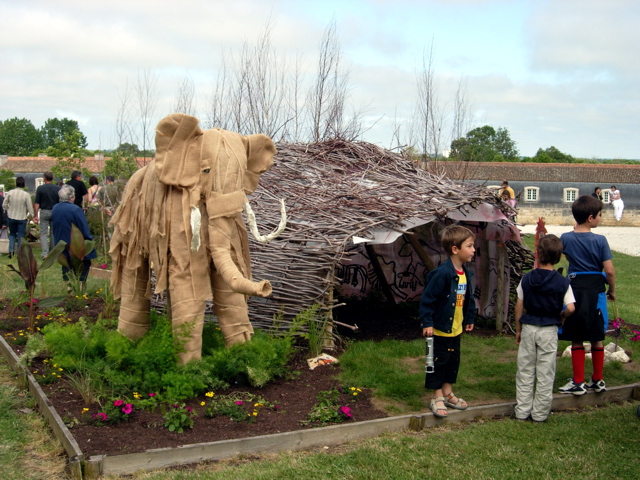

{"left": 441, "top": 225, "right": 476, "bottom": 255}
{"left": 537, "top": 234, "right": 563, "bottom": 265}
{"left": 571, "top": 195, "right": 603, "bottom": 224}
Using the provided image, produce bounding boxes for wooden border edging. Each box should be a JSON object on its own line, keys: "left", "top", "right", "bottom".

{"left": 1, "top": 334, "right": 638, "bottom": 478}
{"left": 0, "top": 335, "right": 85, "bottom": 476}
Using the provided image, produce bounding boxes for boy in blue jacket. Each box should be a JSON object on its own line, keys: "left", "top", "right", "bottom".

{"left": 420, "top": 225, "right": 476, "bottom": 418}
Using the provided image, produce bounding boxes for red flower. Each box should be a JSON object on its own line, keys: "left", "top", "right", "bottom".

{"left": 339, "top": 406, "right": 353, "bottom": 418}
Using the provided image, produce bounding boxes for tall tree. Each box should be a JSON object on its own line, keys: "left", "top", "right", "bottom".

{"left": 40, "top": 118, "right": 87, "bottom": 149}
{"left": 0, "top": 117, "right": 43, "bottom": 155}
{"left": 450, "top": 125, "right": 519, "bottom": 162}
{"left": 135, "top": 68, "right": 158, "bottom": 164}
{"left": 48, "top": 130, "right": 90, "bottom": 181}
{"left": 173, "top": 75, "right": 197, "bottom": 116}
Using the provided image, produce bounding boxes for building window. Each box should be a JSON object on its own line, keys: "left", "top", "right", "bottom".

{"left": 523, "top": 186, "right": 539, "bottom": 202}
{"left": 35, "top": 178, "right": 44, "bottom": 188}
{"left": 603, "top": 190, "right": 611, "bottom": 203}
{"left": 563, "top": 188, "right": 579, "bottom": 203}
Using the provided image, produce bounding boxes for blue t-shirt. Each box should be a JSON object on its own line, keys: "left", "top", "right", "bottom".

{"left": 560, "top": 231, "right": 612, "bottom": 274}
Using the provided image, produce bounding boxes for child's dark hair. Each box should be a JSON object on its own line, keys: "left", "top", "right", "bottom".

{"left": 441, "top": 225, "right": 475, "bottom": 255}
{"left": 571, "top": 195, "right": 603, "bottom": 224}
{"left": 537, "top": 234, "right": 563, "bottom": 265}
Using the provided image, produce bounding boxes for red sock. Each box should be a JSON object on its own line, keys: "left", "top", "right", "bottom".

{"left": 591, "top": 347, "right": 605, "bottom": 381}
{"left": 571, "top": 346, "right": 586, "bottom": 383}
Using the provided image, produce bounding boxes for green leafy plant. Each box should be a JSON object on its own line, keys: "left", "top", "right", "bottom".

{"left": 301, "top": 386, "right": 361, "bottom": 427}
{"left": 204, "top": 392, "right": 272, "bottom": 423}
{"left": 7, "top": 241, "right": 67, "bottom": 329}
{"left": 56, "top": 224, "right": 96, "bottom": 295}
{"left": 163, "top": 403, "right": 196, "bottom": 432}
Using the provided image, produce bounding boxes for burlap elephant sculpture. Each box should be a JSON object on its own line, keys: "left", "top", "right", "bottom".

{"left": 109, "top": 113, "right": 285, "bottom": 365}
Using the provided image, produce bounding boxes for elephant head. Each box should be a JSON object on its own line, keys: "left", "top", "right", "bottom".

{"left": 153, "top": 114, "right": 286, "bottom": 297}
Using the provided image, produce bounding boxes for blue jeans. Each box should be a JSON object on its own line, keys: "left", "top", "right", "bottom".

{"left": 38, "top": 209, "right": 54, "bottom": 257}
{"left": 7, "top": 217, "right": 27, "bottom": 254}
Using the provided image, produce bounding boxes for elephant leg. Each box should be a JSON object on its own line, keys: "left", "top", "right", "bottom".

{"left": 167, "top": 254, "right": 208, "bottom": 365}
{"left": 212, "top": 271, "right": 254, "bottom": 346}
{"left": 117, "top": 262, "right": 151, "bottom": 340}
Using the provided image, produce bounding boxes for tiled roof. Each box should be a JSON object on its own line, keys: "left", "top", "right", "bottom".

{"left": 442, "top": 162, "right": 640, "bottom": 184}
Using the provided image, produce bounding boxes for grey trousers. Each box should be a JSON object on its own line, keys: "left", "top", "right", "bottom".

{"left": 39, "top": 209, "right": 54, "bottom": 257}
{"left": 515, "top": 324, "right": 558, "bottom": 421}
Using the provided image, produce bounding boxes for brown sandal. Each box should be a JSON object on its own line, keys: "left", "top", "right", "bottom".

{"left": 430, "top": 396, "right": 448, "bottom": 418}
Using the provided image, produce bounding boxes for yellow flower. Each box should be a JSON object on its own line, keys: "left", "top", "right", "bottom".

{"left": 254, "top": 403, "right": 263, "bottom": 407}
{"left": 82, "top": 408, "right": 89, "bottom": 414}
{"left": 200, "top": 401, "right": 205, "bottom": 406}
{"left": 133, "top": 392, "right": 142, "bottom": 399}
{"left": 205, "top": 392, "right": 215, "bottom": 397}
{"left": 252, "top": 411, "right": 258, "bottom": 416}
{"left": 58, "top": 368, "right": 63, "bottom": 371}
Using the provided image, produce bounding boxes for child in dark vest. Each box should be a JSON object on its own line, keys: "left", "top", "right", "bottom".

{"left": 515, "top": 234, "right": 575, "bottom": 422}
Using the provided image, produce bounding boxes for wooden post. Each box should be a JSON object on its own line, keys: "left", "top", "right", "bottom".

{"left": 403, "top": 233, "right": 436, "bottom": 272}
{"left": 496, "top": 242, "right": 505, "bottom": 331}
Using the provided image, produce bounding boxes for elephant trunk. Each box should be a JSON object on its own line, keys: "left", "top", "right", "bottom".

{"left": 209, "top": 216, "right": 272, "bottom": 298}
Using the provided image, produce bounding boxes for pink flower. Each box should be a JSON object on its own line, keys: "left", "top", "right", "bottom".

{"left": 100, "top": 263, "right": 108, "bottom": 269}
{"left": 235, "top": 401, "right": 244, "bottom": 406}
{"left": 148, "top": 393, "right": 156, "bottom": 397}
{"left": 121, "top": 403, "right": 133, "bottom": 415}
{"left": 113, "top": 399, "right": 124, "bottom": 407}
{"left": 339, "top": 406, "right": 353, "bottom": 418}
{"left": 631, "top": 330, "right": 640, "bottom": 342}
{"left": 186, "top": 406, "right": 193, "bottom": 413}
{"left": 93, "top": 412, "right": 108, "bottom": 421}
{"left": 612, "top": 318, "right": 623, "bottom": 329}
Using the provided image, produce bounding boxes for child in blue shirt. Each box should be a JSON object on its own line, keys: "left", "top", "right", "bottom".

{"left": 559, "top": 195, "right": 616, "bottom": 395}
{"left": 420, "top": 225, "right": 476, "bottom": 418}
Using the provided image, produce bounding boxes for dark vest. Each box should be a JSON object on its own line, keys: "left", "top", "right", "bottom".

{"left": 520, "top": 270, "right": 570, "bottom": 327}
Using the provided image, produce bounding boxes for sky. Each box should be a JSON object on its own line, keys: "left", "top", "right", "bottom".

{"left": 1, "top": 0, "right": 639, "bottom": 159}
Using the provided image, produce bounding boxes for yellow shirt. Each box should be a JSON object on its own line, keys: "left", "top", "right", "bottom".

{"left": 434, "top": 270, "right": 466, "bottom": 337}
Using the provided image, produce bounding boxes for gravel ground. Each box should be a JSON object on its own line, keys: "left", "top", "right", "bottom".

{"left": 518, "top": 224, "right": 640, "bottom": 257}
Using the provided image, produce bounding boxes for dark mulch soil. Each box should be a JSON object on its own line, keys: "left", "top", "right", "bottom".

{"left": 0, "top": 297, "right": 388, "bottom": 457}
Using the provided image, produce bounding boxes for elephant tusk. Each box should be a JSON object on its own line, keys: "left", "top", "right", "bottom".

{"left": 190, "top": 206, "right": 201, "bottom": 252}
{"left": 244, "top": 199, "right": 287, "bottom": 243}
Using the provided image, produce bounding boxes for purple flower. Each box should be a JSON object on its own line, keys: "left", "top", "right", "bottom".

{"left": 121, "top": 403, "right": 133, "bottom": 415}
{"left": 113, "top": 399, "right": 124, "bottom": 407}
{"left": 339, "top": 406, "right": 353, "bottom": 418}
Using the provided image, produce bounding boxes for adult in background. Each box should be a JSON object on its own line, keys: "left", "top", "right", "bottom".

{"left": 3, "top": 177, "right": 34, "bottom": 258}
{"left": 66, "top": 170, "right": 89, "bottom": 210}
{"left": 592, "top": 187, "right": 603, "bottom": 202}
{"left": 88, "top": 175, "right": 101, "bottom": 206}
{"left": 609, "top": 185, "right": 624, "bottom": 221}
{"left": 500, "top": 180, "right": 515, "bottom": 201}
{"left": 52, "top": 185, "right": 97, "bottom": 291}
{"left": 33, "top": 171, "right": 61, "bottom": 258}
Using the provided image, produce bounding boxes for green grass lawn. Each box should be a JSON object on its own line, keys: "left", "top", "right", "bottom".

{"left": 0, "top": 239, "right": 639, "bottom": 478}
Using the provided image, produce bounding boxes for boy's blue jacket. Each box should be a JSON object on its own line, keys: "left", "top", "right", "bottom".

{"left": 419, "top": 257, "right": 476, "bottom": 332}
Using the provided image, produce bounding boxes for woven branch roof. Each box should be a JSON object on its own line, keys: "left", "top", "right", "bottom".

{"left": 243, "top": 139, "right": 519, "bottom": 330}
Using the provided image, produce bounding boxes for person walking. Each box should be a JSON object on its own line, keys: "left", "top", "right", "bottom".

{"left": 3, "top": 177, "right": 34, "bottom": 257}
{"left": 33, "top": 172, "right": 61, "bottom": 258}
{"left": 609, "top": 185, "right": 624, "bottom": 221}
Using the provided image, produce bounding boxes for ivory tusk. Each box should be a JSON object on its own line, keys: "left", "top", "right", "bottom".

{"left": 244, "top": 199, "right": 287, "bottom": 243}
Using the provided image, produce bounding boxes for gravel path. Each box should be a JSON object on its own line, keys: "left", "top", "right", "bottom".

{"left": 518, "top": 224, "right": 640, "bottom": 257}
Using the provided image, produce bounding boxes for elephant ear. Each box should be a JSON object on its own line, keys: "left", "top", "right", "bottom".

{"left": 243, "top": 134, "right": 276, "bottom": 194}
{"left": 155, "top": 113, "right": 204, "bottom": 191}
